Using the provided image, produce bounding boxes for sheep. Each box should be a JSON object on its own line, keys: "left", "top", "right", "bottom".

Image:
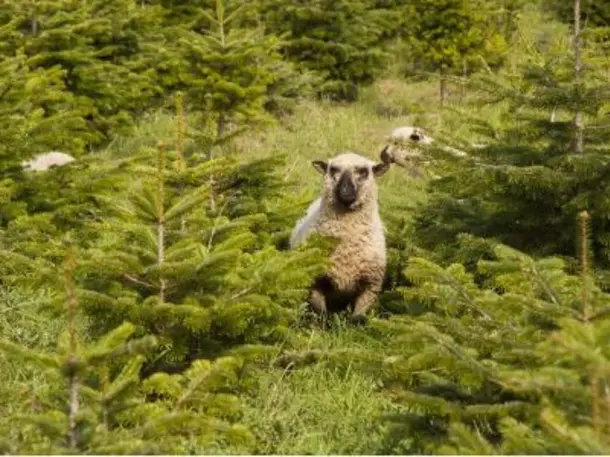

{"left": 21, "top": 151, "right": 75, "bottom": 172}
{"left": 381, "top": 126, "right": 480, "bottom": 180}
{"left": 378, "top": 126, "right": 435, "bottom": 177}
{"left": 290, "top": 150, "right": 394, "bottom": 325}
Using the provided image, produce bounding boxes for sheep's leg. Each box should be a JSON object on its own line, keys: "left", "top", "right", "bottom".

{"left": 302, "top": 287, "right": 329, "bottom": 328}
{"left": 350, "top": 286, "right": 379, "bottom": 325}
{"left": 308, "top": 275, "right": 333, "bottom": 316}
{"left": 308, "top": 288, "right": 328, "bottom": 315}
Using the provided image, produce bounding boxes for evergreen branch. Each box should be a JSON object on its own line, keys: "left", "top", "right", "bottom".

{"left": 103, "top": 336, "right": 158, "bottom": 361}
{"left": 83, "top": 322, "right": 136, "bottom": 364}
{"left": 0, "top": 80, "right": 14, "bottom": 104}
{"left": 0, "top": 340, "right": 58, "bottom": 369}
{"left": 230, "top": 287, "right": 254, "bottom": 301}
{"left": 529, "top": 264, "right": 562, "bottom": 306}
{"left": 164, "top": 187, "right": 209, "bottom": 221}
{"left": 462, "top": 401, "right": 532, "bottom": 419}
{"left": 420, "top": 327, "right": 515, "bottom": 393}
{"left": 136, "top": 411, "right": 234, "bottom": 439}
{"left": 0, "top": 56, "right": 25, "bottom": 103}
{"left": 539, "top": 407, "right": 609, "bottom": 454}
{"left": 386, "top": 388, "right": 457, "bottom": 417}
{"left": 175, "top": 373, "right": 211, "bottom": 410}
{"left": 102, "top": 375, "right": 140, "bottom": 408}
{"left": 13, "top": 412, "right": 67, "bottom": 443}
{"left": 62, "top": 246, "right": 80, "bottom": 451}
{"left": 586, "top": 306, "right": 610, "bottom": 322}
{"left": 580, "top": 211, "right": 592, "bottom": 321}
{"left": 122, "top": 274, "right": 157, "bottom": 290}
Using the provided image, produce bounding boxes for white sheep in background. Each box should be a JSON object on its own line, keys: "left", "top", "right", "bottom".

{"left": 380, "top": 125, "right": 474, "bottom": 176}
{"left": 21, "top": 151, "right": 76, "bottom": 172}
{"left": 378, "top": 126, "right": 435, "bottom": 176}
{"left": 290, "top": 150, "right": 395, "bottom": 325}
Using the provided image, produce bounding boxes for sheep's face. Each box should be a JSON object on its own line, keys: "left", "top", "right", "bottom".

{"left": 312, "top": 152, "right": 388, "bottom": 211}
{"left": 390, "top": 126, "right": 434, "bottom": 146}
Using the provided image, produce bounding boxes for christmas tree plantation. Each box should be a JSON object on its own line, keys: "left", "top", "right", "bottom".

{"left": 4, "top": 0, "right": 610, "bottom": 453}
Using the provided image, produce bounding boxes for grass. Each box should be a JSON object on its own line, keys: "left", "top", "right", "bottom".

{"left": 242, "top": 362, "right": 397, "bottom": 454}
{"left": 0, "top": 286, "right": 73, "bottom": 448}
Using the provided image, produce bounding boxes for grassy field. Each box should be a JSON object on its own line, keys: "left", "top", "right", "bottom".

{"left": 0, "top": 77, "right": 498, "bottom": 453}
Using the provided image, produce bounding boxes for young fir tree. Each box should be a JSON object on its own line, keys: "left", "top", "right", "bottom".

{"left": 257, "top": 0, "right": 406, "bottom": 100}
{"left": 76, "top": 126, "right": 330, "bottom": 374}
{"left": 0, "top": 5, "right": 94, "bottom": 225}
{"left": 413, "top": 2, "right": 610, "bottom": 272}
{"left": 4, "top": 0, "right": 165, "bottom": 145}
{"left": 372, "top": 238, "right": 577, "bottom": 452}
{"left": 0, "top": 136, "right": 143, "bottom": 290}
{"left": 403, "top": 0, "right": 509, "bottom": 106}
{"left": 170, "top": 0, "right": 287, "bottom": 153}
{"left": 0, "top": 0, "right": 155, "bottom": 257}
{"left": 0, "top": 246, "right": 254, "bottom": 454}
{"left": 543, "top": 0, "right": 610, "bottom": 28}
{"left": 437, "top": 213, "right": 610, "bottom": 454}
{"left": 152, "top": 0, "right": 315, "bottom": 118}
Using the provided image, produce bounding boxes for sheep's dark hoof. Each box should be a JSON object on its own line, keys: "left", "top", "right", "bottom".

{"left": 349, "top": 314, "right": 368, "bottom": 326}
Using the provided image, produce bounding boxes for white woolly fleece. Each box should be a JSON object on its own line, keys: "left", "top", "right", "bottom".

{"left": 21, "top": 151, "right": 76, "bottom": 171}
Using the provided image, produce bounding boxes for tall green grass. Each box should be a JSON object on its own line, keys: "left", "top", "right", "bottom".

{"left": 243, "top": 362, "right": 396, "bottom": 454}
{"left": 0, "top": 286, "right": 84, "bottom": 447}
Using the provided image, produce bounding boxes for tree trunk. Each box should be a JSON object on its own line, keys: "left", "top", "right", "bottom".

{"left": 460, "top": 60, "right": 467, "bottom": 103}
{"left": 156, "top": 143, "right": 166, "bottom": 302}
{"left": 573, "top": 0, "right": 584, "bottom": 154}
{"left": 439, "top": 68, "right": 446, "bottom": 108}
{"left": 157, "top": 220, "right": 166, "bottom": 301}
{"left": 216, "top": 113, "right": 226, "bottom": 149}
{"left": 175, "top": 92, "right": 187, "bottom": 233}
{"left": 64, "top": 249, "right": 80, "bottom": 451}
{"left": 208, "top": 114, "right": 226, "bottom": 213}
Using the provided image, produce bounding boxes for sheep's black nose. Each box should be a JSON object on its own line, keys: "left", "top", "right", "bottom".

{"left": 338, "top": 191, "right": 357, "bottom": 205}
{"left": 336, "top": 173, "right": 357, "bottom": 205}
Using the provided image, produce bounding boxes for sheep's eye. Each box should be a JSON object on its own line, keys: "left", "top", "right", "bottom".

{"left": 356, "top": 167, "right": 369, "bottom": 179}
{"left": 410, "top": 133, "right": 421, "bottom": 141}
{"left": 329, "top": 166, "right": 340, "bottom": 178}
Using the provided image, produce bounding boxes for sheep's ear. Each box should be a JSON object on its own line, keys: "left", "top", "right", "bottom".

{"left": 312, "top": 160, "right": 328, "bottom": 174}
{"left": 372, "top": 162, "right": 390, "bottom": 177}
{"left": 379, "top": 145, "right": 393, "bottom": 165}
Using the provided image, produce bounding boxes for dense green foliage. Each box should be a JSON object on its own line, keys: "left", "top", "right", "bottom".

{"left": 3, "top": 0, "right": 610, "bottom": 454}
{"left": 1, "top": 0, "right": 166, "bottom": 145}
{"left": 544, "top": 0, "right": 610, "bottom": 27}
{"left": 257, "top": 0, "right": 407, "bottom": 100}
{"left": 413, "top": 4, "right": 610, "bottom": 272}
{"left": 404, "top": 0, "right": 509, "bottom": 75}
